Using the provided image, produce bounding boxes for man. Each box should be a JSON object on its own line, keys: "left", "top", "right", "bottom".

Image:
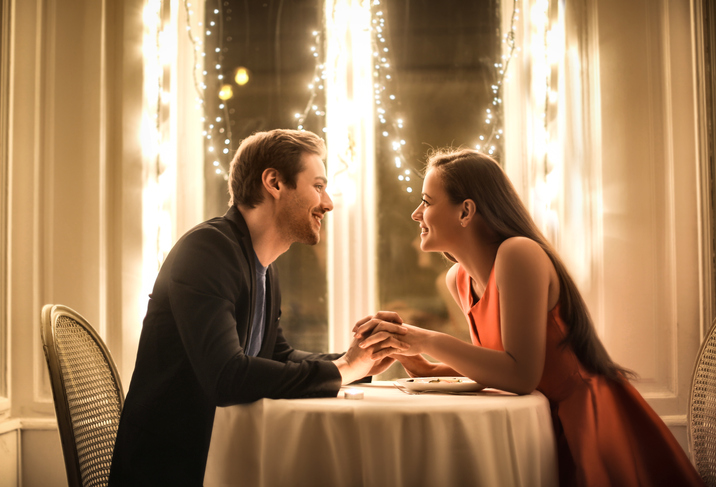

{"left": 109, "top": 129, "right": 399, "bottom": 486}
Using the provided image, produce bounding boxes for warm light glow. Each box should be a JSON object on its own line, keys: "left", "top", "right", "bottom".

{"left": 325, "top": 0, "right": 374, "bottom": 204}
{"left": 218, "top": 84, "right": 233, "bottom": 100}
{"left": 141, "top": 0, "right": 178, "bottom": 308}
{"left": 234, "top": 67, "right": 249, "bottom": 85}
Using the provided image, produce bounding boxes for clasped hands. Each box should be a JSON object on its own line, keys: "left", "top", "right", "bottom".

{"left": 336, "top": 311, "right": 432, "bottom": 384}
{"left": 352, "top": 311, "right": 423, "bottom": 359}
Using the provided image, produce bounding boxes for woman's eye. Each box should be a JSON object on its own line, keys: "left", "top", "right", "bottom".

{"left": 421, "top": 199, "right": 429, "bottom": 206}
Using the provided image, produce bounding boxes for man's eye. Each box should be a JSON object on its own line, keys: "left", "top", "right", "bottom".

{"left": 315, "top": 185, "right": 324, "bottom": 191}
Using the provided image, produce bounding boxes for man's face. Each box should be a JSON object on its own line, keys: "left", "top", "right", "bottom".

{"left": 277, "top": 153, "right": 334, "bottom": 245}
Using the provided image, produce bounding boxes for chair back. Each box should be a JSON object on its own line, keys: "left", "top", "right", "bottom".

{"left": 40, "top": 304, "right": 124, "bottom": 487}
{"left": 689, "top": 318, "right": 716, "bottom": 485}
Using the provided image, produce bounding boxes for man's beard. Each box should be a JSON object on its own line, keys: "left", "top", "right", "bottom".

{"left": 286, "top": 213, "right": 320, "bottom": 245}
{"left": 278, "top": 197, "right": 321, "bottom": 245}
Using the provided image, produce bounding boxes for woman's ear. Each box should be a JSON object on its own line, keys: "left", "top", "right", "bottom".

{"left": 262, "top": 168, "right": 282, "bottom": 200}
{"left": 460, "top": 199, "right": 477, "bottom": 227}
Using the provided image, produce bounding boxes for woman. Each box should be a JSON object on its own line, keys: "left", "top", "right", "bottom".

{"left": 356, "top": 149, "right": 704, "bottom": 486}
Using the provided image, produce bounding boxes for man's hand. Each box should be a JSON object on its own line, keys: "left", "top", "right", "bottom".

{"left": 333, "top": 314, "right": 409, "bottom": 385}
{"left": 366, "top": 355, "right": 396, "bottom": 377}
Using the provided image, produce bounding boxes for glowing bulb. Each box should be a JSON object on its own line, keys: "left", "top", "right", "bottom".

{"left": 218, "top": 84, "right": 233, "bottom": 100}
{"left": 234, "top": 67, "right": 250, "bottom": 85}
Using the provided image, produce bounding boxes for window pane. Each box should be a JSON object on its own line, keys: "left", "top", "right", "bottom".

{"left": 203, "top": 0, "right": 328, "bottom": 352}
{"left": 375, "top": 0, "right": 502, "bottom": 377}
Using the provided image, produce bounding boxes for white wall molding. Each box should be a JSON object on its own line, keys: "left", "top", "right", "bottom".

{"left": 0, "top": 417, "right": 58, "bottom": 435}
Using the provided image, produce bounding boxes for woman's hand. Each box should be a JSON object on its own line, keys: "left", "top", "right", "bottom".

{"left": 393, "top": 354, "right": 437, "bottom": 377}
{"left": 356, "top": 322, "right": 433, "bottom": 360}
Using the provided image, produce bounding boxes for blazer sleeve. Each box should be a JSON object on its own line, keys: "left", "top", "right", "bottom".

{"left": 167, "top": 227, "right": 342, "bottom": 406}
{"left": 271, "top": 324, "right": 344, "bottom": 363}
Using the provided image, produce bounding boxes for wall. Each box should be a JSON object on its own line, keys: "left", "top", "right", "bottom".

{"left": 2, "top": 0, "right": 145, "bottom": 483}
{"left": 593, "top": 0, "right": 704, "bottom": 446}
{"left": 502, "top": 0, "right": 707, "bottom": 454}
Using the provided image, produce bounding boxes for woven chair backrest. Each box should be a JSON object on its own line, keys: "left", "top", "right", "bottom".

{"left": 41, "top": 305, "right": 124, "bottom": 487}
{"left": 689, "top": 319, "right": 716, "bottom": 486}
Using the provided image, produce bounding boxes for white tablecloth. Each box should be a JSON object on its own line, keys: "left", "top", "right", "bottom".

{"left": 204, "top": 382, "right": 557, "bottom": 487}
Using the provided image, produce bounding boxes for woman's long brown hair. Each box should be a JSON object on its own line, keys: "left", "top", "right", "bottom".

{"left": 427, "top": 148, "right": 634, "bottom": 382}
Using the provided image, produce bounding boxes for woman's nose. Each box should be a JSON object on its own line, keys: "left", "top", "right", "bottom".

{"left": 411, "top": 206, "right": 422, "bottom": 221}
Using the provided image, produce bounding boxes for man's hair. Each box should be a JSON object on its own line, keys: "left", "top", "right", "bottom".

{"left": 228, "top": 129, "right": 326, "bottom": 208}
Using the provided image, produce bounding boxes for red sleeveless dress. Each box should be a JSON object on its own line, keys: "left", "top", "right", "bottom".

{"left": 455, "top": 264, "right": 704, "bottom": 486}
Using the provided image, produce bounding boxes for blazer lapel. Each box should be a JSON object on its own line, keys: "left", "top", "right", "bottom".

{"left": 223, "top": 205, "right": 256, "bottom": 350}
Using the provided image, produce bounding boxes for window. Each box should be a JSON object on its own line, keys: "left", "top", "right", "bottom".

{"left": 202, "top": 0, "right": 503, "bottom": 361}
{"left": 0, "top": 0, "right": 9, "bottom": 407}
{"left": 203, "top": 0, "right": 329, "bottom": 352}
{"left": 375, "top": 1, "right": 501, "bottom": 361}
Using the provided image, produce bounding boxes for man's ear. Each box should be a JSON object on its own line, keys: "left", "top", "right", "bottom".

{"left": 262, "top": 168, "right": 282, "bottom": 200}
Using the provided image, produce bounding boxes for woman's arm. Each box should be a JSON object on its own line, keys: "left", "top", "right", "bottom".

{"left": 359, "top": 238, "right": 551, "bottom": 394}
{"left": 393, "top": 354, "right": 460, "bottom": 377}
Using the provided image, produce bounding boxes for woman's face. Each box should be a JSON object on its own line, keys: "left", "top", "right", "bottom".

{"left": 411, "top": 169, "right": 463, "bottom": 252}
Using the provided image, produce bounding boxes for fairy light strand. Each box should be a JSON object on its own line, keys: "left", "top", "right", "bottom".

{"left": 184, "top": 0, "right": 233, "bottom": 179}
{"left": 368, "top": 0, "right": 414, "bottom": 193}
{"left": 296, "top": 27, "right": 327, "bottom": 135}
{"left": 476, "top": 0, "right": 520, "bottom": 157}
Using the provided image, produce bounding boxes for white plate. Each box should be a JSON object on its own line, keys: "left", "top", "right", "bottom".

{"left": 394, "top": 377, "right": 485, "bottom": 393}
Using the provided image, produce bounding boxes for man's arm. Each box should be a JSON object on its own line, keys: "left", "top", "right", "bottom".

{"left": 271, "top": 324, "right": 343, "bottom": 363}
{"left": 168, "top": 226, "right": 343, "bottom": 405}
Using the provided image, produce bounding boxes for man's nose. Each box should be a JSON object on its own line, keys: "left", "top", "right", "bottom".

{"left": 322, "top": 191, "right": 334, "bottom": 212}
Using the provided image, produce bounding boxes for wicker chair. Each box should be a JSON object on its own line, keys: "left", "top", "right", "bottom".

{"left": 40, "top": 304, "right": 125, "bottom": 487}
{"left": 688, "top": 318, "right": 716, "bottom": 486}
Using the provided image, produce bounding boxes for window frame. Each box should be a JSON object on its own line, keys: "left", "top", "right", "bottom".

{"left": 0, "top": 0, "right": 11, "bottom": 414}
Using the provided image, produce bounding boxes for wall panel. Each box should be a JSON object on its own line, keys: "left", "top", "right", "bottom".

{"left": 594, "top": 0, "right": 701, "bottom": 421}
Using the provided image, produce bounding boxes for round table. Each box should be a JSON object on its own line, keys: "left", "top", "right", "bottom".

{"left": 204, "top": 382, "right": 558, "bottom": 487}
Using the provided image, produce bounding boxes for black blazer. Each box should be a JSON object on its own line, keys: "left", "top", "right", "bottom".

{"left": 109, "top": 206, "right": 342, "bottom": 486}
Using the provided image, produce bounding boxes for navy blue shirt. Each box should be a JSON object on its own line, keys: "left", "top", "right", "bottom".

{"left": 246, "top": 253, "right": 267, "bottom": 356}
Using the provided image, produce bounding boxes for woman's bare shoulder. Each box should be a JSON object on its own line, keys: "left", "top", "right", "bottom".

{"left": 443, "top": 262, "right": 466, "bottom": 313}
{"left": 445, "top": 262, "right": 460, "bottom": 295}
{"left": 495, "top": 237, "right": 552, "bottom": 275}
{"left": 446, "top": 261, "right": 460, "bottom": 280}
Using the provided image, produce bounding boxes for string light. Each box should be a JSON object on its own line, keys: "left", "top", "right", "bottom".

{"left": 469, "top": 0, "right": 520, "bottom": 159}
{"left": 190, "top": 1, "right": 520, "bottom": 186}
{"left": 296, "top": 28, "right": 327, "bottom": 135}
{"left": 368, "top": 0, "right": 414, "bottom": 193}
{"left": 184, "top": 0, "right": 233, "bottom": 180}
{"left": 363, "top": 0, "right": 520, "bottom": 190}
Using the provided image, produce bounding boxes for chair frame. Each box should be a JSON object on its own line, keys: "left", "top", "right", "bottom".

{"left": 41, "top": 304, "right": 125, "bottom": 487}
{"left": 687, "top": 317, "right": 716, "bottom": 483}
